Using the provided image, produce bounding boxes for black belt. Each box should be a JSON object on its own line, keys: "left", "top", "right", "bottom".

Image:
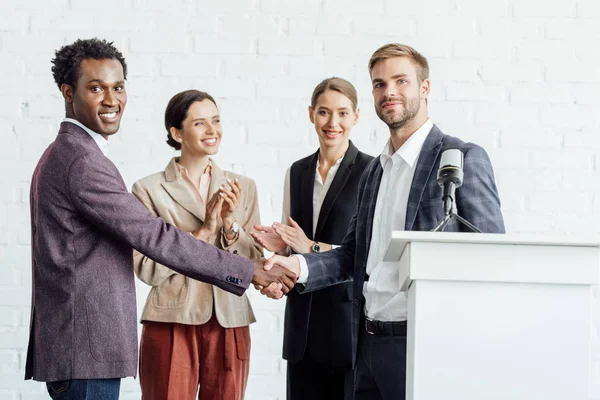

{"left": 364, "top": 317, "right": 407, "bottom": 336}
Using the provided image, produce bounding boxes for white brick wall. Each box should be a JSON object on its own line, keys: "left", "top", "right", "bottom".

{"left": 0, "top": 0, "right": 598, "bottom": 398}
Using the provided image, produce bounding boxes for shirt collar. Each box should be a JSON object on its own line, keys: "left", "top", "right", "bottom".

{"left": 379, "top": 118, "right": 433, "bottom": 169}
{"left": 316, "top": 154, "right": 344, "bottom": 169}
{"left": 63, "top": 118, "right": 109, "bottom": 156}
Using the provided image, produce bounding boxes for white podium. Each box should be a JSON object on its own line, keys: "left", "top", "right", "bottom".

{"left": 384, "top": 231, "right": 600, "bottom": 400}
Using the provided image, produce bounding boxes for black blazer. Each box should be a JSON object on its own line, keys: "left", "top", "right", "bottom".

{"left": 282, "top": 141, "right": 373, "bottom": 367}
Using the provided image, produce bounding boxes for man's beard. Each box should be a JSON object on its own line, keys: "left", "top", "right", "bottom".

{"left": 376, "top": 95, "right": 421, "bottom": 130}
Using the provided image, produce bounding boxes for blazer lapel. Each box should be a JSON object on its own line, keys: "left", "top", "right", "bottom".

{"left": 298, "top": 150, "right": 318, "bottom": 239}
{"left": 405, "top": 125, "right": 444, "bottom": 231}
{"left": 160, "top": 158, "right": 206, "bottom": 222}
{"left": 314, "top": 141, "right": 358, "bottom": 240}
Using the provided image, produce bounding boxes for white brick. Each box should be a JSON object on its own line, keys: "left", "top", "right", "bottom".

{"left": 532, "top": 149, "right": 594, "bottom": 171}
{"left": 287, "top": 56, "right": 355, "bottom": 80}
{"left": 324, "top": 0, "right": 384, "bottom": 14}
{"left": 194, "top": 34, "right": 257, "bottom": 55}
{"left": 515, "top": 39, "right": 577, "bottom": 61}
{"left": 480, "top": 62, "right": 543, "bottom": 82}
{"left": 430, "top": 59, "right": 479, "bottom": 82}
{"left": 0, "top": 14, "right": 26, "bottom": 32}
{"left": 445, "top": 83, "right": 508, "bottom": 102}
{"left": 510, "top": 83, "right": 573, "bottom": 104}
{"left": 474, "top": 103, "right": 539, "bottom": 125}
{"left": 539, "top": 105, "right": 600, "bottom": 129}
{"left": 0, "top": 0, "right": 68, "bottom": 11}
{"left": 547, "top": 63, "right": 600, "bottom": 83}
{"left": 323, "top": 35, "right": 410, "bottom": 58}
{"left": 455, "top": 0, "right": 510, "bottom": 16}
{"left": 24, "top": 95, "right": 64, "bottom": 119}
{"left": 1, "top": 33, "right": 65, "bottom": 55}
{"left": 0, "top": 97, "right": 23, "bottom": 119}
{"left": 256, "top": 77, "right": 314, "bottom": 100}
{"left": 453, "top": 37, "right": 515, "bottom": 60}
{"left": 565, "top": 131, "right": 600, "bottom": 149}
{"left": 30, "top": 13, "right": 99, "bottom": 32}
{"left": 259, "top": 0, "right": 319, "bottom": 14}
{"left": 0, "top": 307, "right": 18, "bottom": 328}
{"left": 160, "top": 55, "right": 218, "bottom": 77}
{"left": 124, "top": 54, "right": 160, "bottom": 78}
{"left": 131, "top": 0, "right": 194, "bottom": 11}
{"left": 579, "top": 0, "right": 600, "bottom": 17}
{"left": 353, "top": 16, "right": 415, "bottom": 37}
{"left": 513, "top": 0, "right": 577, "bottom": 17}
{"left": 478, "top": 17, "right": 543, "bottom": 39}
{"left": 572, "top": 83, "right": 598, "bottom": 106}
{"left": 299, "top": 16, "right": 354, "bottom": 36}
{"left": 246, "top": 122, "right": 306, "bottom": 145}
{"left": 0, "top": 56, "right": 25, "bottom": 76}
{"left": 416, "top": 17, "right": 477, "bottom": 40}
{"left": 129, "top": 32, "right": 190, "bottom": 54}
{"left": 385, "top": 0, "right": 456, "bottom": 16}
{"left": 220, "top": 55, "right": 288, "bottom": 78}
{"left": 499, "top": 128, "right": 561, "bottom": 149}
{"left": 223, "top": 14, "right": 285, "bottom": 36}
{"left": 258, "top": 37, "right": 320, "bottom": 56}
{"left": 546, "top": 19, "right": 600, "bottom": 40}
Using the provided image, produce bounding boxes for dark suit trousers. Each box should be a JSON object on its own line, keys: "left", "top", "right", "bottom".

{"left": 287, "top": 351, "right": 354, "bottom": 400}
{"left": 354, "top": 320, "right": 407, "bottom": 400}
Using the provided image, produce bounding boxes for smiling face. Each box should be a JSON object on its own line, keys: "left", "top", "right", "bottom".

{"left": 62, "top": 58, "right": 127, "bottom": 138}
{"left": 371, "top": 56, "right": 429, "bottom": 131}
{"left": 170, "top": 99, "right": 222, "bottom": 157}
{"left": 309, "top": 89, "right": 359, "bottom": 150}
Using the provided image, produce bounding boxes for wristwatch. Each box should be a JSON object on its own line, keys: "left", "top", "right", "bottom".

{"left": 228, "top": 221, "right": 239, "bottom": 234}
{"left": 311, "top": 242, "right": 320, "bottom": 253}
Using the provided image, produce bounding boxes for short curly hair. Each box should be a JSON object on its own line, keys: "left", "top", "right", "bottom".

{"left": 51, "top": 38, "right": 127, "bottom": 90}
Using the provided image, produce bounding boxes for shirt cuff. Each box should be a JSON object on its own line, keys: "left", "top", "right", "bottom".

{"left": 332, "top": 244, "right": 340, "bottom": 250}
{"left": 292, "top": 254, "right": 309, "bottom": 284}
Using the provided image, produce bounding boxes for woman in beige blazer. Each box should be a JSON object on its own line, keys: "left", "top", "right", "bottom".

{"left": 132, "top": 90, "right": 262, "bottom": 400}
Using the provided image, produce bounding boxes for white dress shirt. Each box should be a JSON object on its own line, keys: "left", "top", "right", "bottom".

{"left": 283, "top": 154, "right": 344, "bottom": 282}
{"left": 296, "top": 119, "right": 434, "bottom": 322}
{"left": 64, "top": 118, "right": 109, "bottom": 157}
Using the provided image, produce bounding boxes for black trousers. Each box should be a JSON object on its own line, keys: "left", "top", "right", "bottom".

{"left": 354, "top": 321, "right": 407, "bottom": 400}
{"left": 287, "top": 352, "right": 354, "bottom": 400}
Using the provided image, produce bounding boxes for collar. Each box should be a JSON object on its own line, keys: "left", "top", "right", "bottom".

{"left": 63, "top": 118, "right": 109, "bottom": 156}
{"left": 380, "top": 118, "right": 433, "bottom": 168}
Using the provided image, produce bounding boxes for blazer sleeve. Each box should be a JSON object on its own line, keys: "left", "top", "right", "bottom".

{"left": 219, "top": 178, "right": 264, "bottom": 262}
{"left": 457, "top": 145, "right": 506, "bottom": 234}
{"left": 131, "top": 181, "right": 179, "bottom": 287}
{"left": 67, "top": 152, "right": 253, "bottom": 296}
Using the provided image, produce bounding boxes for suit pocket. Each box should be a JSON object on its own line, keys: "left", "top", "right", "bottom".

{"left": 46, "top": 380, "right": 70, "bottom": 399}
{"left": 234, "top": 326, "right": 250, "bottom": 361}
{"left": 151, "top": 274, "right": 190, "bottom": 309}
{"left": 85, "top": 291, "right": 137, "bottom": 363}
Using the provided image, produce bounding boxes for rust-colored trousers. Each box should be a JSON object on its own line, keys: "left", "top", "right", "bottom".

{"left": 139, "top": 316, "right": 250, "bottom": 400}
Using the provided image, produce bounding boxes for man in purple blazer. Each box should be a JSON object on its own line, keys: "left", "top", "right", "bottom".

{"left": 26, "top": 38, "right": 296, "bottom": 399}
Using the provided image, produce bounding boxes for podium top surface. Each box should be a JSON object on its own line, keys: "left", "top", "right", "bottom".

{"left": 384, "top": 231, "right": 600, "bottom": 262}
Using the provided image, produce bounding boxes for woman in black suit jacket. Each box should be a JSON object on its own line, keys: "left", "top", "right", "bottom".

{"left": 252, "top": 77, "right": 373, "bottom": 400}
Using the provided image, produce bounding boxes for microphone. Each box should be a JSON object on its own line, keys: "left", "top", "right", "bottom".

{"left": 437, "top": 149, "right": 464, "bottom": 215}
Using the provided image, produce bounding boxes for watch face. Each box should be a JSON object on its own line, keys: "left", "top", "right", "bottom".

{"left": 232, "top": 221, "right": 239, "bottom": 233}
{"left": 312, "top": 243, "right": 320, "bottom": 253}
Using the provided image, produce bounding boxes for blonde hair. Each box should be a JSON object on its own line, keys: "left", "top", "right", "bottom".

{"left": 368, "top": 43, "right": 429, "bottom": 83}
{"left": 310, "top": 77, "right": 358, "bottom": 111}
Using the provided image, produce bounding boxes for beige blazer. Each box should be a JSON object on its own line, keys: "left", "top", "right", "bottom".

{"left": 132, "top": 157, "right": 262, "bottom": 328}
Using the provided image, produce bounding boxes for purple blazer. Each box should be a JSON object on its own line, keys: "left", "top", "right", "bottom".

{"left": 25, "top": 122, "right": 253, "bottom": 382}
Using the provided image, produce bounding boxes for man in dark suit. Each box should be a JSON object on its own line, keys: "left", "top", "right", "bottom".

{"left": 26, "top": 38, "right": 295, "bottom": 400}
{"left": 264, "top": 43, "right": 505, "bottom": 400}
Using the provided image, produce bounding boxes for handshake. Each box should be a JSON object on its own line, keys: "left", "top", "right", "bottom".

{"left": 250, "top": 255, "right": 301, "bottom": 299}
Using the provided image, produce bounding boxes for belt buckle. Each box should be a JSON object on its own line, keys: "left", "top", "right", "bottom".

{"left": 365, "top": 317, "right": 375, "bottom": 335}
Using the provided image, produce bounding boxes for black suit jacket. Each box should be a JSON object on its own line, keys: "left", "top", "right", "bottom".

{"left": 300, "top": 125, "right": 505, "bottom": 367}
{"left": 282, "top": 141, "right": 373, "bottom": 367}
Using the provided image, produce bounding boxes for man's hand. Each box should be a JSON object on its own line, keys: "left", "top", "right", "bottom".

{"left": 256, "top": 255, "right": 302, "bottom": 299}
{"left": 193, "top": 192, "right": 224, "bottom": 241}
{"left": 251, "top": 260, "right": 297, "bottom": 297}
{"left": 250, "top": 224, "right": 287, "bottom": 253}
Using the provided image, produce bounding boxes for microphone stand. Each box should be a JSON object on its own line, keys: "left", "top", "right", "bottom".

{"left": 431, "top": 182, "right": 482, "bottom": 233}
